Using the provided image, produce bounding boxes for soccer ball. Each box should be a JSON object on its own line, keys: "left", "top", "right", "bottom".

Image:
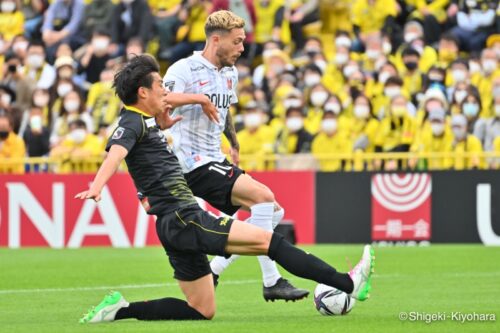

{"left": 314, "top": 284, "right": 355, "bottom": 316}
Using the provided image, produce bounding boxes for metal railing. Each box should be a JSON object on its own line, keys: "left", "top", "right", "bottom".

{"left": 0, "top": 151, "right": 499, "bottom": 174}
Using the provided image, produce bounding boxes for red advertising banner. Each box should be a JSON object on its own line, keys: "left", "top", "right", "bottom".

{"left": 0, "top": 171, "right": 315, "bottom": 248}
{"left": 371, "top": 173, "right": 432, "bottom": 241}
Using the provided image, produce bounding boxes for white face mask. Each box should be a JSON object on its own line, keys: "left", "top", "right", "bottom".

{"left": 1, "top": 1, "right": 16, "bottom": 12}
{"left": 283, "top": 98, "right": 302, "bottom": 109}
{"left": 452, "top": 127, "right": 467, "bottom": 140}
{"left": 335, "top": 36, "right": 351, "bottom": 48}
{"left": 366, "top": 49, "right": 380, "bottom": 60}
{"left": 315, "top": 60, "right": 327, "bottom": 73}
{"left": 64, "top": 100, "right": 80, "bottom": 113}
{"left": 495, "top": 105, "right": 500, "bottom": 117}
{"left": 463, "top": 102, "right": 479, "bottom": 118}
{"left": 70, "top": 128, "right": 87, "bottom": 143}
{"left": 453, "top": 90, "right": 467, "bottom": 104}
{"left": 30, "top": 115, "right": 43, "bottom": 131}
{"left": 404, "top": 32, "right": 419, "bottom": 43}
{"left": 392, "top": 106, "right": 407, "bottom": 118}
{"left": 310, "top": 91, "right": 328, "bottom": 107}
{"left": 378, "top": 72, "right": 391, "bottom": 84}
{"left": 469, "top": 61, "right": 481, "bottom": 74}
{"left": 243, "top": 113, "right": 261, "bottom": 129}
{"left": 304, "top": 74, "right": 321, "bottom": 87}
{"left": 27, "top": 54, "right": 44, "bottom": 69}
{"left": 92, "top": 38, "right": 110, "bottom": 52}
{"left": 452, "top": 70, "right": 467, "bottom": 83}
{"left": 1, "top": 93, "right": 11, "bottom": 106}
{"left": 324, "top": 103, "right": 341, "bottom": 115}
{"left": 286, "top": 117, "right": 303, "bottom": 132}
{"left": 384, "top": 87, "right": 401, "bottom": 99}
{"left": 34, "top": 94, "right": 49, "bottom": 107}
{"left": 482, "top": 60, "right": 497, "bottom": 74}
{"left": 354, "top": 105, "right": 370, "bottom": 119}
{"left": 321, "top": 118, "right": 337, "bottom": 134}
{"left": 13, "top": 41, "right": 28, "bottom": 53}
{"left": 57, "top": 84, "right": 73, "bottom": 97}
{"left": 343, "top": 65, "right": 357, "bottom": 78}
{"left": 383, "top": 41, "right": 392, "bottom": 55}
{"left": 431, "top": 122, "right": 445, "bottom": 136}
{"left": 335, "top": 53, "right": 348, "bottom": 65}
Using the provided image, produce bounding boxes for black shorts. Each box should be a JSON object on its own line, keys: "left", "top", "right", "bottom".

{"left": 184, "top": 159, "right": 245, "bottom": 216}
{"left": 155, "top": 204, "right": 234, "bottom": 281}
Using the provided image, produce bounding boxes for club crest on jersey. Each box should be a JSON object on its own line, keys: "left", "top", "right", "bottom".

{"left": 164, "top": 80, "right": 175, "bottom": 92}
{"left": 227, "top": 78, "right": 232, "bottom": 90}
{"left": 112, "top": 127, "right": 125, "bottom": 140}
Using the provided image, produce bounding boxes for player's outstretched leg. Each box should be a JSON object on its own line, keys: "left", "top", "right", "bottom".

{"left": 226, "top": 221, "right": 375, "bottom": 301}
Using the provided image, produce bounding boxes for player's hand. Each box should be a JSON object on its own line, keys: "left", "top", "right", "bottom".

{"left": 230, "top": 146, "right": 240, "bottom": 166}
{"left": 157, "top": 105, "right": 183, "bottom": 130}
{"left": 201, "top": 98, "right": 219, "bottom": 124}
{"left": 74, "top": 188, "right": 102, "bottom": 202}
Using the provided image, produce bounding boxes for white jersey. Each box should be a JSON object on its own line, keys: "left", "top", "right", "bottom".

{"left": 163, "top": 51, "right": 239, "bottom": 173}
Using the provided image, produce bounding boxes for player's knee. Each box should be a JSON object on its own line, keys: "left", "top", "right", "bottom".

{"left": 254, "top": 186, "right": 275, "bottom": 203}
{"left": 191, "top": 300, "right": 216, "bottom": 320}
{"left": 258, "top": 230, "right": 273, "bottom": 253}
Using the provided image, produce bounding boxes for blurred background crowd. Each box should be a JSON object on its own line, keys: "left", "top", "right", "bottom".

{"left": 0, "top": 0, "right": 499, "bottom": 174}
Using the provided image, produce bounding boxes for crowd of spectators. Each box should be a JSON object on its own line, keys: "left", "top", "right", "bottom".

{"left": 0, "top": 0, "right": 498, "bottom": 173}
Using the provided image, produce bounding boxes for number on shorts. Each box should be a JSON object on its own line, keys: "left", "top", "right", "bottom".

{"left": 208, "top": 163, "right": 232, "bottom": 176}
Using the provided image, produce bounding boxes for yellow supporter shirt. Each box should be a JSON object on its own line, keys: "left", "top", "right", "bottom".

{"left": 87, "top": 81, "right": 122, "bottom": 129}
{"left": 312, "top": 131, "right": 352, "bottom": 171}
{"left": 471, "top": 69, "right": 500, "bottom": 118}
{"left": 237, "top": 125, "right": 276, "bottom": 171}
{"left": 406, "top": 0, "right": 449, "bottom": 22}
{"left": 254, "top": 0, "right": 291, "bottom": 44}
{"left": 375, "top": 115, "right": 417, "bottom": 151}
{"left": 187, "top": 4, "right": 208, "bottom": 42}
{"left": 0, "top": 11, "right": 24, "bottom": 41}
{"left": 351, "top": 0, "right": 398, "bottom": 34}
{"left": 0, "top": 132, "right": 26, "bottom": 174}
{"left": 52, "top": 134, "right": 103, "bottom": 173}
{"left": 452, "top": 135, "right": 484, "bottom": 170}
{"left": 148, "top": 0, "right": 182, "bottom": 13}
{"left": 413, "top": 125, "right": 454, "bottom": 170}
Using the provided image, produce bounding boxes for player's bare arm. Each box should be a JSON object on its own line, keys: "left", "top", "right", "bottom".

{"left": 223, "top": 111, "right": 240, "bottom": 165}
{"left": 167, "top": 93, "right": 219, "bottom": 123}
{"left": 74, "top": 145, "right": 128, "bottom": 202}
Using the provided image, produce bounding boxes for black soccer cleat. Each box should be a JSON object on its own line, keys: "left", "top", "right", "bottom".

{"left": 212, "top": 272, "right": 219, "bottom": 288}
{"left": 263, "top": 278, "right": 310, "bottom": 302}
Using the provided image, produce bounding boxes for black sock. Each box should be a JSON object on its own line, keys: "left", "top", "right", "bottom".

{"left": 115, "top": 297, "right": 206, "bottom": 321}
{"left": 268, "top": 233, "right": 354, "bottom": 293}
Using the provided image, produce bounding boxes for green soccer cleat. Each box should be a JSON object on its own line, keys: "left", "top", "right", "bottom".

{"left": 348, "top": 245, "right": 375, "bottom": 301}
{"left": 79, "top": 291, "right": 129, "bottom": 324}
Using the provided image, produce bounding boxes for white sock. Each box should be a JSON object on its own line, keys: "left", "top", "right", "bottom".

{"left": 249, "top": 202, "right": 281, "bottom": 287}
{"left": 272, "top": 207, "right": 285, "bottom": 229}
{"left": 210, "top": 254, "right": 239, "bottom": 275}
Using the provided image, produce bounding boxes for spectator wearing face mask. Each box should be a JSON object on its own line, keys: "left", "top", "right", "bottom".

{"left": 24, "top": 40, "right": 56, "bottom": 90}
{"left": 471, "top": 48, "right": 499, "bottom": 118}
{"left": 87, "top": 68, "right": 122, "bottom": 131}
{"left": 78, "top": 30, "right": 112, "bottom": 84}
{"left": 422, "top": 66, "right": 447, "bottom": 96}
{"left": 400, "top": 46, "right": 423, "bottom": 99}
{"left": 0, "top": 0, "right": 25, "bottom": 41}
{"left": 22, "top": 104, "right": 50, "bottom": 157}
{"left": 375, "top": 94, "right": 417, "bottom": 169}
{"left": 18, "top": 87, "right": 51, "bottom": 137}
{"left": 271, "top": 87, "right": 303, "bottom": 131}
{"left": 48, "top": 77, "right": 80, "bottom": 123}
{"left": 0, "top": 85, "right": 20, "bottom": 132}
{"left": 372, "top": 75, "right": 410, "bottom": 119}
{"left": 323, "top": 43, "right": 351, "bottom": 95}
{"left": 446, "top": 58, "right": 471, "bottom": 90}
{"left": 276, "top": 107, "right": 313, "bottom": 154}
{"left": 460, "top": 92, "right": 486, "bottom": 138}
{"left": 50, "top": 89, "right": 91, "bottom": 146}
{"left": 364, "top": 61, "right": 398, "bottom": 99}
{"left": 449, "top": 82, "right": 475, "bottom": 115}
{"left": 478, "top": 95, "right": 500, "bottom": 168}
{"left": 357, "top": 36, "right": 385, "bottom": 74}
{"left": 410, "top": 107, "right": 453, "bottom": 170}
{"left": 236, "top": 101, "right": 275, "bottom": 171}
{"left": 416, "top": 87, "right": 449, "bottom": 131}
{"left": 311, "top": 110, "right": 352, "bottom": 171}
{"left": 304, "top": 83, "right": 329, "bottom": 135}
{"left": 0, "top": 114, "right": 25, "bottom": 173}
{"left": 50, "top": 119, "right": 102, "bottom": 173}
{"left": 450, "top": 114, "right": 484, "bottom": 170}
{"left": 54, "top": 55, "right": 84, "bottom": 90}
{"left": 436, "top": 33, "right": 460, "bottom": 68}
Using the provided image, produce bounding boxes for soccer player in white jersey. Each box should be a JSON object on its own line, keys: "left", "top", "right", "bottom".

{"left": 163, "top": 10, "right": 309, "bottom": 301}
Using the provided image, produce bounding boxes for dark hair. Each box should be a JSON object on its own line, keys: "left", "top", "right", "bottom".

{"left": 440, "top": 32, "right": 459, "bottom": 46}
{"left": 69, "top": 119, "right": 87, "bottom": 130}
{"left": 450, "top": 58, "right": 469, "bottom": 70}
{"left": 113, "top": 54, "right": 159, "bottom": 105}
{"left": 385, "top": 76, "right": 403, "bottom": 87}
{"left": 402, "top": 46, "right": 420, "bottom": 58}
{"left": 286, "top": 107, "right": 304, "bottom": 117}
{"left": 28, "top": 39, "right": 46, "bottom": 50}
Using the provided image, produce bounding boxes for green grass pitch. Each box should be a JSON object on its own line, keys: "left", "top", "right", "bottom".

{"left": 1, "top": 245, "right": 499, "bottom": 333}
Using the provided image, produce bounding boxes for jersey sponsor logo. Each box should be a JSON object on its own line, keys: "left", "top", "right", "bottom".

{"left": 190, "top": 65, "right": 205, "bottom": 72}
{"left": 164, "top": 80, "right": 175, "bottom": 92}
{"left": 112, "top": 127, "right": 125, "bottom": 140}
{"left": 205, "top": 93, "right": 232, "bottom": 109}
{"left": 219, "top": 216, "right": 230, "bottom": 226}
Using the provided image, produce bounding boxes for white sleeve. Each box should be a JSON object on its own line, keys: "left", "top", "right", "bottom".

{"left": 163, "top": 59, "right": 191, "bottom": 93}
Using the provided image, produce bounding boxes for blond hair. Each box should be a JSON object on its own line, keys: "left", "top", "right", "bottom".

{"left": 205, "top": 10, "right": 245, "bottom": 36}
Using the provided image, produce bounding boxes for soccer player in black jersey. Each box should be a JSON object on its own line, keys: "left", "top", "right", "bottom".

{"left": 76, "top": 54, "right": 374, "bottom": 323}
